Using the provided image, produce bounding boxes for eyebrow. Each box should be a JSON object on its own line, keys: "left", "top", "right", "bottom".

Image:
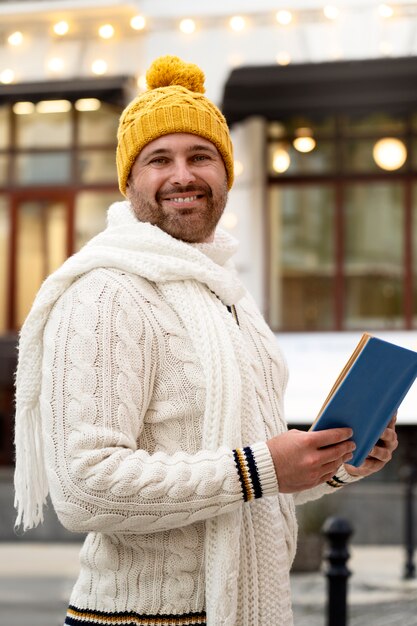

{"left": 142, "top": 143, "right": 219, "bottom": 160}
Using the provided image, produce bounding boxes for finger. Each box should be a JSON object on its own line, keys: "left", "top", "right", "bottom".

{"left": 311, "top": 427, "right": 353, "bottom": 448}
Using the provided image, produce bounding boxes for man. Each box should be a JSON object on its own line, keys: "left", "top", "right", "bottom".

{"left": 14, "top": 55, "right": 397, "bottom": 626}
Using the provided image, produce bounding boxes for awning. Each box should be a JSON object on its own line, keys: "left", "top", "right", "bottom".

{"left": 221, "top": 56, "right": 417, "bottom": 125}
{"left": 0, "top": 75, "right": 135, "bottom": 106}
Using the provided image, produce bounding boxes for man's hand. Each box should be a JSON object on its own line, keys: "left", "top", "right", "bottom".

{"left": 266, "top": 428, "right": 356, "bottom": 493}
{"left": 344, "top": 415, "right": 398, "bottom": 478}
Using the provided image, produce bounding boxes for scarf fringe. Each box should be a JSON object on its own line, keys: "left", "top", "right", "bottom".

{"left": 14, "top": 405, "right": 49, "bottom": 530}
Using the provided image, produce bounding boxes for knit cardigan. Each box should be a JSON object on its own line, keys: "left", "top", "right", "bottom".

{"left": 14, "top": 201, "right": 356, "bottom": 626}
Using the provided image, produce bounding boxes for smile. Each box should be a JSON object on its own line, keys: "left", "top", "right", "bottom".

{"left": 169, "top": 196, "right": 199, "bottom": 203}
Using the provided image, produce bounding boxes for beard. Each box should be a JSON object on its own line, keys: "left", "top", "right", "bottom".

{"left": 127, "top": 180, "right": 228, "bottom": 243}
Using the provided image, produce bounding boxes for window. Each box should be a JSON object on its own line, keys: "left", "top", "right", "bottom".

{"left": 267, "top": 112, "right": 416, "bottom": 331}
{"left": 0, "top": 97, "right": 124, "bottom": 331}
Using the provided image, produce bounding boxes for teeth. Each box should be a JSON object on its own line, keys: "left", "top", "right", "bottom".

{"left": 170, "top": 196, "right": 198, "bottom": 203}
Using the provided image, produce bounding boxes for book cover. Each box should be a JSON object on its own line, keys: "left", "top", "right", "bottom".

{"left": 310, "top": 333, "right": 417, "bottom": 467}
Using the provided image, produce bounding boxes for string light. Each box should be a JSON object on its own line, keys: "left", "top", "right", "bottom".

{"left": 229, "top": 16, "right": 246, "bottom": 32}
{"left": 8, "top": 31, "right": 23, "bottom": 46}
{"left": 179, "top": 19, "right": 196, "bottom": 34}
{"left": 293, "top": 128, "right": 316, "bottom": 153}
{"left": 323, "top": 5, "right": 340, "bottom": 20}
{"left": 130, "top": 15, "right": 146, "bottom": 31}
{"left": 276, "top": 10, "right": 293, "bottom": 26}
{"left": 53, "top": 21, "right": 69, "bottom": 36}
{"left": 378, "top": 4, "right": 394, "bottom": 18}
{"left": 99, "top": 24, "right": 114, "bottom": 39}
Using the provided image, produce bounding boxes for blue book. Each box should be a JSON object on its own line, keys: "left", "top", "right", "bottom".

{"left": 310, "top": 333, "right": 417, "bottom": 467}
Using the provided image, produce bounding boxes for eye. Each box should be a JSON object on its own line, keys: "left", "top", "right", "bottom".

{"left": 192, "top": 154, "right": 210, "bottom": 162}
{"left": 149, "top": 157, "right": 169, "bottom": 165}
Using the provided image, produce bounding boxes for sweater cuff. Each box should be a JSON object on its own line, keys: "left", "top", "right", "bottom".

{"left": 326, "top": 464, "right": 362, "bottom": 489}
{"left": 233, "top": 442, "right": 278, "bottom": 502}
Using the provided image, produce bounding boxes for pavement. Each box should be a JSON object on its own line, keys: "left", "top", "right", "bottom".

{"left": 0, "top": 543, "right": 416, "bottom": 626}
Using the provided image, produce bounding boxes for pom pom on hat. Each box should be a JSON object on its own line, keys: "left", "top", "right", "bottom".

{"left": 116, "top": 55, "right": 234, "bottom": 195}
{"left": 146, "top": 55, "right": 206, "bottom": 94}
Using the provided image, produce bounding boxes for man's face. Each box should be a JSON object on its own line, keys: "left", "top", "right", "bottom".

{"left": 126, "top": 133, "right": 228, "bottom": 243}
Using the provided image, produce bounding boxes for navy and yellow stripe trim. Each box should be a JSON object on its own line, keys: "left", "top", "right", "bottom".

{"left": 65, "top": 605, "right": 206, "bottom": 626}
{"left": 233, "top": 446, "right": 263, "bottom": 502}
{"left": 326, "top": 475, "right": 346, "bottom": 489}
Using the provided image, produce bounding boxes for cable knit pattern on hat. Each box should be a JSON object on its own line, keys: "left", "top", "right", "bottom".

{"left": 14, "top": 201, "right": 350, "bottom": 625}
{"left": 116, "top": 55, "right": 234, "bottom": 195}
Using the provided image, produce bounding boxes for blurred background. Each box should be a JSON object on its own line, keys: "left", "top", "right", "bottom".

{"left": 0, "top": 1, "right": 417, "bottom": 620}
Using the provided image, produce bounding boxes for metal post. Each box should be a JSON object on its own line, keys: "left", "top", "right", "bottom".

{"left": 403, "top": 465, "right": 416, "bottom": 580}
{"left": 322, "top": 516, "right": 353, "bottom": 626}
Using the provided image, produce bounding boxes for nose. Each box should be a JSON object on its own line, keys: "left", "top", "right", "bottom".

{"left": 171, "top": 158, "right": 196, "bottom": 186}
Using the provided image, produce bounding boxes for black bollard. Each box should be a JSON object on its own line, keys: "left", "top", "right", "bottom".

{"left": 402, "top": 465, "right": 416, "bottom": 580}
{"left": 322, "top": 516, "right": 353, "bottom": 626}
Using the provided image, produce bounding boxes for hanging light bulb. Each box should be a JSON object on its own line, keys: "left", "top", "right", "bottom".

{"left": 272, "top": 148, "right": 291, "bottom": 173}
{"left": 373, "top": 138, "right": 407, "bottom": 170}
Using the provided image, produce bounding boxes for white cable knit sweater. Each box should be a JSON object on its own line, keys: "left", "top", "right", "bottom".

{"left": 15, "top": 201, "right": 355, "bottom": 626}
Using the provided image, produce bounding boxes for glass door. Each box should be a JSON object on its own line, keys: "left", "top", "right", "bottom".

{"left": 12, "top": 194, "right": 71, "bottom": 328}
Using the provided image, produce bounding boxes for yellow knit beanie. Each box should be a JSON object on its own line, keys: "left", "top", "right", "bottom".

{"left": 116, "top": 55, "right": 234, "bottom": 195}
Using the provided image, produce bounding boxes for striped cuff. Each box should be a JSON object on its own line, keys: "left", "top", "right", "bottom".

{"left": 233, "top": 442, "right": 278, "bottom": 502}
{"left": 326, "top": 464, "right": 361, "bottom": 489}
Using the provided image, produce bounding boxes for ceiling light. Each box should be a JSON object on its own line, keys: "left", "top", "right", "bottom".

{"left": 230, "top": 16, "right": 246, "bottom": 32}
{"left": 276, "top": 10, "right": 293, "bottom": 26}
{"left": 13, "top": 101, "right": 35, "bottom": 115}
{"left": 276, "top": 52, "right": 291, "bottom": 66}
{"left": 75, "top": 98, "right": 101, "bottom": 112}
{"left": 8, "top": 31, "right": 23, "bottom": 46}
{"left": 293, "top": 128, "right": 316, "bottom": 153}
{"left": 378, "top": 4, "right": 394, "bottom": 18}
{"left": 179, "top": 19, "right": 196, "bottom": 34}
{"left": 293, "top": 136, "right": 316, "bottom": 153}
{"left": 36, "top": 100, "right": 71, "bottom": 114}
{"left": 0, "top": 69, "right": 15, "bottom": 84}
{"left": 53, "top": 21, "right": 69, "bottom": 36}
{"left": 99, "top": 24, "right": 114, "bottom": 39}
{"left": 373, "top": 138, "right": 407, "bottom": 170}
{"left": 323, "top": 5, "right": 339, "bottom": 20}
{"left": 91, "top": 59, "right": 108, "bottom": 75}
{"left": 130, "top": 15, "right": 146, "bottom": 31}
{"left": 272, "top": 148, "right": 291, "bottom": 173}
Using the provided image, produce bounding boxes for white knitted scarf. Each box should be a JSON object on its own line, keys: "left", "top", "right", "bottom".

{"left": 14, "top": 200, "right": 261, "bottom": 625}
